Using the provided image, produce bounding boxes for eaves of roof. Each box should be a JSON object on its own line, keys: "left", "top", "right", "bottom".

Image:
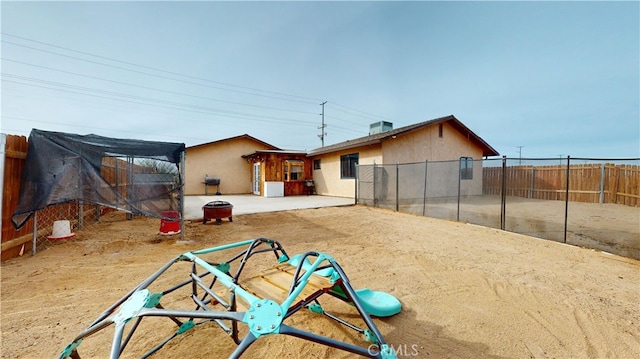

{"left": 186, "top": 134, "right": 280, "bottom": 151}
{"left": 307, "top": 115, "right": 499, "bottom": 158}
{"left": 241, "top": 149, "right": 308, "bottom": 158}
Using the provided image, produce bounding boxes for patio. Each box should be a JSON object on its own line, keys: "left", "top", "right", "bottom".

{"left": 182, "top": 195, "right": 354, "bottom": 221}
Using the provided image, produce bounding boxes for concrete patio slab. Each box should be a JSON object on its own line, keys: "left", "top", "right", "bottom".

{"left": 183, "top": 195, "right": 354, "bottom": 221}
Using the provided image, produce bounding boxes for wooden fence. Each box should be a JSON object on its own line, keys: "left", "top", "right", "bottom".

{"left": 2, "top": 134, "right": 31, "bottom": 260}
{"left": 483, "top": 163, "right": 639, "bottom": 206}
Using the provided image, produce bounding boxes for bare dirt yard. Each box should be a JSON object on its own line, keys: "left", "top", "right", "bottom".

{"left": 1, "top": 205, "right": 639, "bottom": 358}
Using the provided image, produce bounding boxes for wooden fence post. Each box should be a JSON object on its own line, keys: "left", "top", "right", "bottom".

{"left": 422, "top": 160, "right": 428, "bottom": 217}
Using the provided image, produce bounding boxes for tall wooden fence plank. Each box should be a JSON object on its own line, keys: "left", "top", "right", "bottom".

{"left": 2, "top": 135, "right": 31, "bottom": 260}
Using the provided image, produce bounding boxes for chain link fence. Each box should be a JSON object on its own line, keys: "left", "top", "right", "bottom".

{"left": 23, "top": 201, "right": 103, "bottom": 254}
{"left": 356, "top": 157, "right": 640, "bottom": 260}
{"left": 21, "top": 155, "right": 181, "bottom": 255}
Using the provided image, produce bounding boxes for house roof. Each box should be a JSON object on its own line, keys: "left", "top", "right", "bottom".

{"left": 306, "top": 115, "right": 500, "bottom": 157}
{"left": 241, "top": 149, "right": 308, "bottom": 159}
{"left": 186, "top": 134, "right": 280, "bottom": 151}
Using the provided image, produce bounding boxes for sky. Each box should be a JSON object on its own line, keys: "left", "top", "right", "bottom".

{"left": 1, "top": 1, "right": 638, "bottom": 159}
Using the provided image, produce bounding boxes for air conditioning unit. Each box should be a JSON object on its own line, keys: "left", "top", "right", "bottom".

{"left": 369, "top": 121, "right": 393, "bottom": 135}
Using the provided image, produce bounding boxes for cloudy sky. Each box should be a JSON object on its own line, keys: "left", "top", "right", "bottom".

{"left": 1, "top": 1, "right": 638, "bottom": 159}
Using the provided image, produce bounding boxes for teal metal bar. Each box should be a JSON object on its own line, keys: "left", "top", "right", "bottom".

{"left": 188, "top": 239, "right": 256, "bottom": 256}
{"left": 281, "top": 253, "right": 334, "bottom": 311}
{"left": 180, "top": 251, "right": 259, "bottom": 306}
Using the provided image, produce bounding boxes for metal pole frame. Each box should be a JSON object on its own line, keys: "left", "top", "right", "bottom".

{"left": 529, "top": 166, "right": 535, "bottom": 199}
{"left": 78, "top": 155, "right": 84, "bottom": 229}
{"left": 457, "top": 158, "right": 462, "bottom": 222}
{"left": 372, "top": 161, "right": 377, "bottom": 207}
{"left": 563, "top": 156, "right": 570, "bottom": 243}
{"left": 599, "top": 162, "right": 605, "bottom": 204}
{"left": 422, "top": 160, "right": 428, "bottom": 216}
{"left": 395, "top": 163, "right": 399, "bottom": 212}
{"left": 32, "top": 211, "right": 37, "bottom": 255}
{"left": 179, "top": 151, "right": 186, "bottom": 241}
{"left": 60, "top": 238, "right": 398, "bottom": 359}
{"left": 500, "top": 156, "right": 507, "bottom": 230}
{"left": 354, "top": 164, "right": 359, "bottom": 205}
{"left": 126, "top": 156, "right": 134, "bottom": 220}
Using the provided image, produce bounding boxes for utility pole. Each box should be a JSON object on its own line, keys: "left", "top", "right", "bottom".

{"left": 517, "top": 146, "right": 524, "bottom": 165}
{"left": 318, "top": 101, "right": 327, "bottom": 147}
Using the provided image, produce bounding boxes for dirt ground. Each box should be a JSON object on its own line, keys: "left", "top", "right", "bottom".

{"left": 1, "top": 205, "right": 639, "bottom": 358}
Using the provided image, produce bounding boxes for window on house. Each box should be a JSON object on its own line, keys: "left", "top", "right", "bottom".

{"left": 313, "top": 159, "right": 321, "bottom": 170}
{"left": 340, "top": 153, "right": 359, "bottom": 179}
{"left": 460, "top": 157, "right": 473, "bottom": 180}
{"left": 284, "top": 160, "right": 304, "bottom": 181}
{"left": 438, "top": 123, "right": 443, "bottom": 138}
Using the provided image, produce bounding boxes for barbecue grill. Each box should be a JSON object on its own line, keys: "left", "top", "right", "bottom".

{"left": 204, "top": 175, "right": 221, "bottom": 195}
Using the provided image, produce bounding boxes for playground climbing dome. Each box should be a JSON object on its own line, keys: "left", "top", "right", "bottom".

{"left": 59, "top": 238, "right": 402, "bottom": 358}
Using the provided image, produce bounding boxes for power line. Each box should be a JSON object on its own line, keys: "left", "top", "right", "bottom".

{"left": 4, "top": 76, "right": 366, "bottom": 143}
{"left": 2, "top": 77, "right": 318, "bottom": 127}
{"left": 3, "top": 71, "right": 365, "bottom": 134}
{"left": 2, "top": 33, "right": 392, "bottom": 127}
{"left": 2, "top": 33, "right": 398, "bottom": 146}
{"left": 2, "top": 32, "right": 323, "bottom": 103}
{"left": 328, "top": 102, "right": 394, "bottom": 124}
{"left": 2, "top": 59, "right": 318, "bottom": 116}
{"left": 2, "top": 39, "right": 320, "bottom": 105}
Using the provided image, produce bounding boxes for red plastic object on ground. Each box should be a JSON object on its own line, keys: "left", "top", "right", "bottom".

{"left": 159, "top": 210, "right": 181, "bottom": 235}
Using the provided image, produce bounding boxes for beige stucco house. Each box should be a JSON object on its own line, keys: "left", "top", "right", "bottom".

{"left": 184, "top": 115, "right": 498, "bottom": 199}
{"left": 184, "top": 134, "right": 279, "bottom": 195}
{"left": 306, "top": 115, "right": 499, "bottom": 198}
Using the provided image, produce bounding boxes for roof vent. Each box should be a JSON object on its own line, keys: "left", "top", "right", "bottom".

{"left": 369, "top": 121, "right": 393, "bottom": 135}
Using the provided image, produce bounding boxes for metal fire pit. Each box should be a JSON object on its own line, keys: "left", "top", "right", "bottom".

{"left": 202, "top": 201, "right": 233, "bottom": 225}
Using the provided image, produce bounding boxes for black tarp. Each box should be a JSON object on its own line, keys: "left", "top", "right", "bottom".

{"left": 12, "top": 129, "right": 185, "bottom": 229}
